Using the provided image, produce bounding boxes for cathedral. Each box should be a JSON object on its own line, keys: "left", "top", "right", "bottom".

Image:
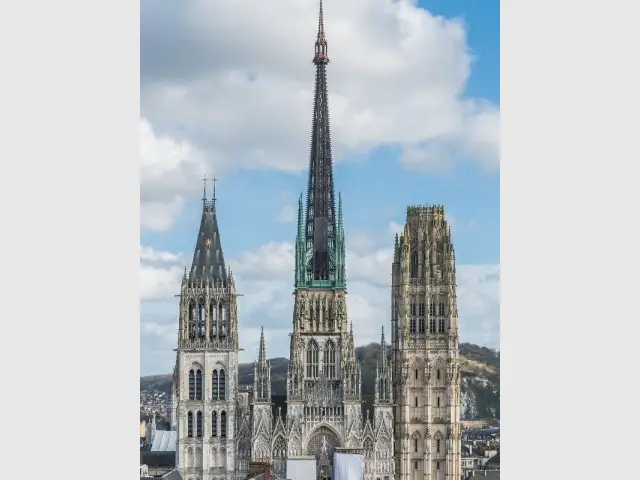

{"left": 169, "top": 2, "right": 461, "bottom": 480}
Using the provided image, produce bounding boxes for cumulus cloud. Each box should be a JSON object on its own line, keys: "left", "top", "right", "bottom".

{"left": 140, "top": 0, "right": 499, "bottom": 181}
{"left": 140, "top": 241, "right": 500, "bottom": 374}
{"left": 140, "top": 118, "right": 210, "bottom": 231}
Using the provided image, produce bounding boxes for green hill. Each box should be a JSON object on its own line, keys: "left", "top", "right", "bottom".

{"left": 140, "top": 342, "right": 499, "bottom": 419}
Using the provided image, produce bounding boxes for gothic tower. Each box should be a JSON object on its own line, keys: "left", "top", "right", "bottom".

{"left": 286, "top": 0, "right": 363, "bottom": 470}
{"left": 370, "top": 328, "right": 395, "bottom": 480}
{"left": 251, "top": 327, "right": 273, "bottom": 463}
{"left": 172, "top": 182, "right": 240, "bottom": 480}
{"left": 391, "top": 206, "right": 462, "bottom": 480}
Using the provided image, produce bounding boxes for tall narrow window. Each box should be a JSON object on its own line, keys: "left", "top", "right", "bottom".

{"left": 410, "top": 318, "right": 416, "bottom": 333}
{"left": 211, "top": 301, "right": 218, "bottom": 338}
{"left": 411, "top": 303, "right": 416, "bottom": 316}
{"left": 419, "top": 302, "right": 425, "bottom": 316}
{"left": 306, "top": 340, "right": 319, "bottom": 378}
{"left": 415, "top": 369, "right": 418, "bottom": 380}
{"left": 212, "top": 412, "right": 218, "bottom": 437}
{"left": 437, "top": 369, "right": 441, "bottom": 380}
{"left": 437, "top": 396, "right": 440, "bottom": 408}
{"left": 429, "top": 318, "right": 436, "bottom": 333}
{"left": 415, "top": 397, "right": 418, "bottom": 407}
{"left": 438, "top": 302, "right": 445, "bottom": 316}
{"left": 429, "top": 302, "right": 436, "bottom": 316}
{"left": 195, "top": 370, "right": 203, "bottom": 400}
{"left": 220, "top": 302, "right": 228, "bottom": 339}
{"left": 418, "top": 318, "right": 425, "bottom": 333}
{"left": 414, "top": 461, "right": 419, "bottom": 470}
{"left": 436, "top": 439, "right": 441, "bottom": 453}
{"left": 410, "top": 251, "right": 419, "bottom": 279}
{"left": 196, "top": 411, "right": 203, "bottom": 437}
{"left": 437, "top": 462, "right": 440, "bottom": 470}
{"left": 212, "top": 370, "right": 219, "bottom": 399}
{"left": 188, "top": 370, "right": 195, "bottom": 400}
{"left": 414, "top": 438, "right": 418, "bottom": 453}
{"left": 187, "top": 411, "right": 193, "bottom": 437}
{"left": 188, "top": 301, "right": 196, "bottom": 339}
{"left": 323, "top": 341, "right": 336, "bottom": 378}
{"left": 219, "top": 369, "right": 226, "bottom": 399}
{"left": 438, "top": 318, "right": 445, "bottom": 333}
{"left": 221, "top": 411, "right": 227, "bottom": 438}
{"left": 198, "top": 300, "right": 206, "bottom": 338}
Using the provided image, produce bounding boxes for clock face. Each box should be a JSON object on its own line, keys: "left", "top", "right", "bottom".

{"left": 204, "top": 238, "right": 212, "bottom": 249}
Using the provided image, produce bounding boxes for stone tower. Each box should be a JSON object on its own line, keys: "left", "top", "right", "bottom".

{"left": 285, "top": 0, "right": 364, "bottom": 471}
{"left": 172, "top": 183, "right": 240, "bottom": 480}
{"left": 391, "top": 205, "right": 462, "bottom": 480}
{"left": 251, "top": 327, "right": 273, "bottom": 463}
{"left": 370, "top": 327, "right": 395, "bottom": 480}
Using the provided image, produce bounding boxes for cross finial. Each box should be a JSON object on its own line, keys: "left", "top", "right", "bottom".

{"left": 201, "top": 174, "right": 208, "bottom": 202}
{"left": 212, "top": 174, "right": 218, "bottom": 203}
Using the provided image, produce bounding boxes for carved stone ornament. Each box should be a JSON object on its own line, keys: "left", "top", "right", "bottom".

{"left": 401, "top": 358, "right": 409, "bottom": 386}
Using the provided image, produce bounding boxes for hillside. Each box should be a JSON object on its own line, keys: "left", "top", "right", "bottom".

{"left": 140, "top": 342, "right": 499, "bottom": 419}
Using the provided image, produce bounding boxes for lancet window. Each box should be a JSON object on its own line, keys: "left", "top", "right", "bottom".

{"left": 306, "top": 340, "right": 319, "bottom": 378}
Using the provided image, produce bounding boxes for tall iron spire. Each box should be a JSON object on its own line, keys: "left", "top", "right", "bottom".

{"left": 302, "top": 0, "right": 338, "bottom": 284}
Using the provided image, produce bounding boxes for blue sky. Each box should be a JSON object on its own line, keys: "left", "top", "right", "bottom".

{"left": 140, "top": 0, "right": 500, "bottom": 375}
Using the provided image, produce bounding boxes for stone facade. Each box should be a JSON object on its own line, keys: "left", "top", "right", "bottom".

{"left": 391, "top": 206, "right": 463, "bottom": 480}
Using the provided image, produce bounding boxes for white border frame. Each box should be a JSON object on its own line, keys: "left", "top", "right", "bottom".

{"left": 0, "top": 0, "right": 140, "bottom": 475}
{"left": 1, "top": 0, "right": 638, "bottom": 477}
{"left": 502, "top": 0, "right": 640, "bottom": 478}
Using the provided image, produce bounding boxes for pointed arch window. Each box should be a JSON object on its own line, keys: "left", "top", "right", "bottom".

{"left": 436, "top": 438, "right": 441, "bottom": 453}
{"left": 188, "top": 300, "right": 196, "bottom": 339}
{"left": 324, "top": 341, "right": 336, "bottom": 378}
{"left": 196, "top": 411, "right": 203, "bottom": 437}
{"left": 410, "top": 251, "right": 419, "bottom": 279}
{"left": 429, "top": 301, "right": 436, "bottom": 316}
{"left": 195, "top": 369, "right": 203, "bottom": 400}
{"left": 410, "top": 317, "right": 416, "bottom": 333}
{"left": 414, "top": 438, "right": 418, "bottom": 453}
{"left": 429, "top": 318, "right": 436, "bottom": 334}
{"left": 187, "top": 411, "right": 194, "bottom": 437}
{"left": 437, "top": 369, "right": 441, "bottom": 381}
{"left": 418, "top": 317, "right": 425, "bottom": 333}
{"left": 212, "top": 370, "right": 219, "bottom": 399}
{"left": 415, "top": 397, "right": 418, "bottom": 407}
{"left": 198, "top": 299, "right": 206, "bottom": 338}
{"left": 209, "top": 301, "right": 217, "bottom": 338}
{"left": 436, "top": 396, "right": 440, "bottom": 408}
{"left": 438, "top": 302, "right": 445, "bottom": 316}
{"left": 188, "top": 370, "right": 196, "bottom": 400}
{"left": 219, "top": 302, "right": 227, "bottom": 338}
{"left": 211, "top": 412, "right": 217, "bottom": 437}
{"left": 219, "top": 369, "right": 226, "bottom": 399}
{"left": 220, "top": 411, "right": 227, "bottom": 438}
{"left": 306, "top": 340, "right": 319, "bottom": 378}
{"left": 438, "top": 318, "right": 445, "bottom": 333}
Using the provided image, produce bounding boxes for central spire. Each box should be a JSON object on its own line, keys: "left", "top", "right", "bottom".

{"left": 297, "top": 0, "right": 344, "bottom": 288}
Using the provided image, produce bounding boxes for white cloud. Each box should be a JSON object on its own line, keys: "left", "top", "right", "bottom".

{"left": 140, "top": 246, "right": 185, "bottom": 301}
{"left": 277, "top": 204, "right": 296, "bottom": 223}
{"left": 140, "top": 0, "right": 499, "bottom": 180}
{"left": 139, "top": 118, "right": 210, "bottom": 231}
{"left": 140, "top": 241, "right": 500, "bottom": 374}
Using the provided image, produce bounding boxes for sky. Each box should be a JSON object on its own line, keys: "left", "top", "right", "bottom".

{"left": 140, "top": 0, "right": 500, "bottom": 376}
